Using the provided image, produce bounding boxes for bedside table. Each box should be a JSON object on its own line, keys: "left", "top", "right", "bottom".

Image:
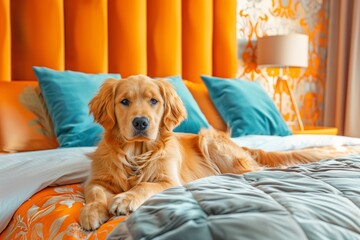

{"left": 292, "top": 126, "right": 338, "bottom": 135}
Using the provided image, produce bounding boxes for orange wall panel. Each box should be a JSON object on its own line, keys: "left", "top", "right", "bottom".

{"left": 108, "top": 0, "right": 147, "bottom": 77}
{"left": 213, "top": 0, "right": 237, "bottom": 78}
{"left": 147, "top": 0, "right": 181, "bottom": 77}
{"left": 0, "top": 0, "right": 10, "bottom": 81}
{"left": 182, "top": 0, "right": 213, "bottom": 83}
{"left": 11, "top": 0, "right": 64, "bottom": 80}
{"left": 64, "top": 0, "right": 108, "bottom": 73}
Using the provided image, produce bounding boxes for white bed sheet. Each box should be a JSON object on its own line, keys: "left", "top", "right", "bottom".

{"left": 232, "top": 134, "right": 360, "bottom": 151}
{"left": 1, "top": 134, "right": 360, "bottom": 233}
{"left": 0, "top": 147, "right": 94, "bottom": 233}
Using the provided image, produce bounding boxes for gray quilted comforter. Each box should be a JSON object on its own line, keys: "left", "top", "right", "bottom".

{"left": 108, "top": 155, "right": 360, "bottom": 240}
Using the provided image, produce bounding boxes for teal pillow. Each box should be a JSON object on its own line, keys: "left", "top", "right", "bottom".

{"left": 161, "top": 76, "right": 210, "bottom": 133}
{"left": 33, "top": 67, "right": 121, "bottom": 147}
{"left": 201, "top": 75, "right": 291, "bottom": 137}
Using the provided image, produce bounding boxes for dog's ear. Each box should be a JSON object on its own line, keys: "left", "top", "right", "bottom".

{"left": 89, "top": 78, "right": 117, "bottom": 130}
{"left": 156, "top": 79, "right": 187, "bottom": 131}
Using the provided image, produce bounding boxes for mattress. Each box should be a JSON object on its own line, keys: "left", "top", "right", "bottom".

{"left": 1, "top": 135, "right": 360, "bottom": 239}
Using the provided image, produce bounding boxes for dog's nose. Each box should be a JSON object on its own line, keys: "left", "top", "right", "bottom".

{"left": 132, "top": 117, "right": 149, "bottom": 131}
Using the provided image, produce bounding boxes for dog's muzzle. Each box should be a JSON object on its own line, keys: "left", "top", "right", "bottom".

{"left": 132, "top": 117, "right": 149, "bottom": 132}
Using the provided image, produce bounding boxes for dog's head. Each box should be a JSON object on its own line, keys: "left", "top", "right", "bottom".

{"left": 89, "top": 75, "right": 187, "bottom": 142}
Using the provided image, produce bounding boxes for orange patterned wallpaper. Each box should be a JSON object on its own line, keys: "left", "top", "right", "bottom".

{"left": 236, "top": 0, "right": 329, "bottom": 128}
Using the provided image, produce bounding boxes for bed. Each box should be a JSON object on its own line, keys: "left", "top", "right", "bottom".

{"left": 1, "top": 136, "right": 360, "bottom": 239}
{"left": 1, "top": 1, "right": 360, "bottom": 239}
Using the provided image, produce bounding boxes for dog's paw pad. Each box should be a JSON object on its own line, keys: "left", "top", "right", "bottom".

{"left": 110, "top": 194, "right": 137, "bottom": 216}
{"left": 80, "top": 202, "right": 109, "bottom": 231}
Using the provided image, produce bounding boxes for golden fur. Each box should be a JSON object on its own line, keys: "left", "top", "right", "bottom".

{"left": 80, "top": 75, "right": 335, "bottom": 230}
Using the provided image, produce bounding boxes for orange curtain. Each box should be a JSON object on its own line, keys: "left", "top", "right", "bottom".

{"left": 182, "top": 0, "right": 213, "bottom": 83}
{"left": 11, "top": 0, "right": 64, "bottom": 80}
{"left": 324, "top": 0, "right": 360, "bottom": 137}
{"left": 64, "top": 0, "right": 107, "bottom": 73}
{"left": 108, "top": 0, "right": 147, "bottom": 76}
{"left": 213, "top": 0, "right": 237, "bottom": 78}
{"left": 147, "top": 0, "right": 182, "bottom": 77}
{"left": 0, "top": 0, "right": 10, "bottom": 81}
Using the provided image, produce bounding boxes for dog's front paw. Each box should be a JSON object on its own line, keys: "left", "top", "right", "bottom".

{"left": 110, "top": 193, "right": 139, "bottom": 216}
{"left": 80, "top": 202, "right": 109, "bottom": 231}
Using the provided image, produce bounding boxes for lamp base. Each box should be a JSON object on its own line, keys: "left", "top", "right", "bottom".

{"left": 275, "top": 77, "right": 304, "bottom": 131}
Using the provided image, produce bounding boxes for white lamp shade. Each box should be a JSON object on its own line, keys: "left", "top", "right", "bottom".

{"left": 257, "top": 34, "right": 309, "bottom": 68}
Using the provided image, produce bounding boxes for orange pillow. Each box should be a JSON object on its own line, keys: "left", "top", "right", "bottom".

{"left": 0, "top": 81, "right": 58, "bottom": 153}
{"left": 184, "top": 80, "right": 227, "bottom": 131}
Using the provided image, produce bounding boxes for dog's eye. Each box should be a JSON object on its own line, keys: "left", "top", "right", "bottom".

{"left": 150, "top": 98, "right": 158, "bottom": 105}
{"left": 121, "top": 99, "right": 130, "bottom": 106}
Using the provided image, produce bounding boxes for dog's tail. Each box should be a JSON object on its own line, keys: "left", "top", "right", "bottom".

{"left": 243, "top": 147, "right": 339, "bottom": 168}
{"left": 198, "top": 128, "right": 346, "bottom": 171}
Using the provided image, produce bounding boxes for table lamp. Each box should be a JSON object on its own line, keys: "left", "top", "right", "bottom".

{"left": 256, "top": 33, "right": 309, "bottom": 131}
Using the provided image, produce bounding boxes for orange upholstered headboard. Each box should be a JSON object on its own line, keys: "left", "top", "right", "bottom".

{"left": 0, "top": 0, "right": 237, "bottom": 152}
{"left": 0, "top": 0, "right": 237, "bottom": 82}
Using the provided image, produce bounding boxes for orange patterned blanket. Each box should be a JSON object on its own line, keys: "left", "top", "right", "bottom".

{"left": 0, "top": 184, "right": 126, "bottom": 240}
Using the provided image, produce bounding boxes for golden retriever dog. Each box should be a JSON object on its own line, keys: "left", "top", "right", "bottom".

{"left": 80, "top": 75, "right": 334, "bottom": 230}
